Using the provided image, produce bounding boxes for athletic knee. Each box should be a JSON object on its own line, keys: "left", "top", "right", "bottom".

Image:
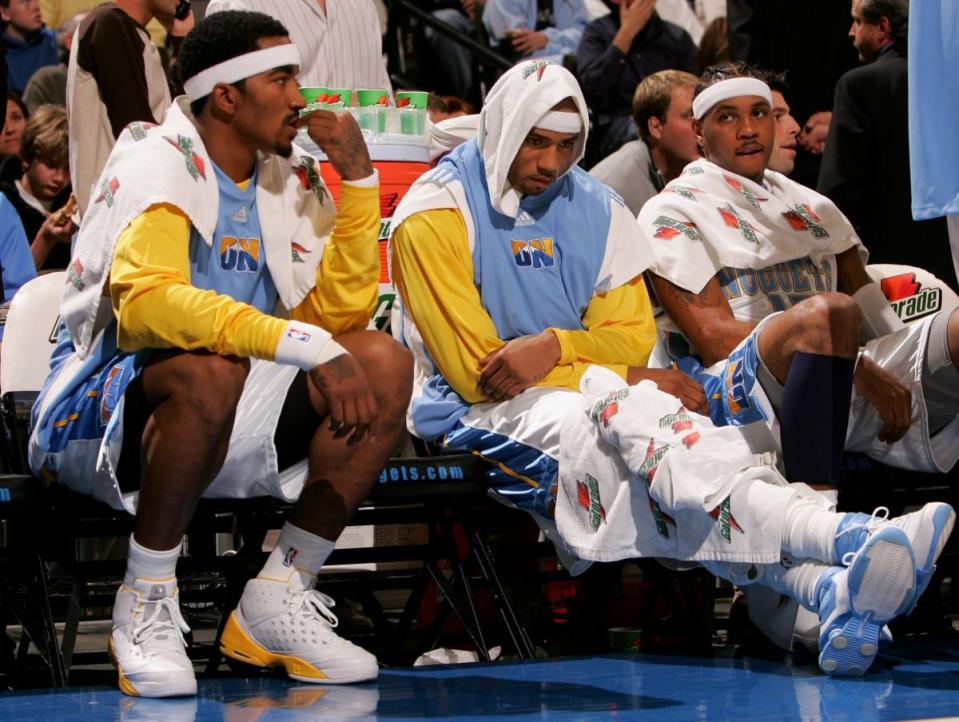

{"left": 170, "top": 353, "right": 249, "bottom": 425}
{"left": 794, "top": 293, "right": 861, "bottom": 355}
{"left": 347, "top": 331, "right": 414, "bottom": 415}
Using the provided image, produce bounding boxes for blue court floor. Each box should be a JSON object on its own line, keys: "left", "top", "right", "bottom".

{"left": 3, "top": 641, "right": 959, "bottom": 721}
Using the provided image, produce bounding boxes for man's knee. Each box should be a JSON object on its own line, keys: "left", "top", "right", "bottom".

{"left": 791, "top": 293, "right": 861, "bottom": 355}
{"left": 340, "top": 331, "right": 414, "bottom": 415}
{"left": 162, "top": 353, "right": 250, "bottom": 426}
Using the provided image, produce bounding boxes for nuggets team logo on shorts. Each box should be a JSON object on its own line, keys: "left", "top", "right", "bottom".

{"left": 282, "top": 546, "right": 299, "bottom": 568}
{"left": 724, "top": 359, "right": 749, "bottom": 415}
{"left": 881, "top": 272, "right": 943, "bottom": 322}
{"left": 99, "top": 366, "right": 126, "bottom": 425}
{"left": 219, "top": 236, "right": 261, "bottom": 272}
{"left": 511, "top": 238, "right": 554, "bottom": 268}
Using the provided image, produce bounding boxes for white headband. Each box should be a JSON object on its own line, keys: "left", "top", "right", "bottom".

{"left": 184, "top": 44, "right": 301, "bottom": 101}
{"left": 535, "top": 110, "right": 582, "bottom": 134}
{"left": 692, "top": 77, "right": 772, "bottom": 120}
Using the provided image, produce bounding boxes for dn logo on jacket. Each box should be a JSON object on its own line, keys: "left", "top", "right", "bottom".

{"left": 511, "top": 238, "right": 554, "bottom": 268}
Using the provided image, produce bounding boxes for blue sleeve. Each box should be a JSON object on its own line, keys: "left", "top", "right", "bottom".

{"left": 482, "top": 0, "right": 530, "bottom": 42}
{"left": 0, "top": 197, "right": 37, "bottom": 303}
{"left": 542, "top": 0, "right": 589, "bottom": 57}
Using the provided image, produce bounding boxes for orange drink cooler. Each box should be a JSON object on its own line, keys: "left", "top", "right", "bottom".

{"left": 316, "top": 144, "right": 432, "bottom": 331}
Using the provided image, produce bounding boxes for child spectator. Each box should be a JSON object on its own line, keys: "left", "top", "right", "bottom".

{"left": 0, "top": 102, "right": 73, "bottom": 270}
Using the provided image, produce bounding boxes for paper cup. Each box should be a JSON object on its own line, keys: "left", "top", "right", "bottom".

{"left": 299, "top": 86, "right": 328, "bottom": 111}
{"left": 356, "top": 89, "right": 390, "bottom": 134}
{"left": 324, "top": 88, "right": 352, "bottom": 108}
{"left": 395, "top": 90, "right": 429, "bottom": 109}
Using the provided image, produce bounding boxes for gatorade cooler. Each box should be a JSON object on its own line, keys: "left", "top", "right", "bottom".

{"left": 301, "top": 139, "right": 431, "bottom": 333}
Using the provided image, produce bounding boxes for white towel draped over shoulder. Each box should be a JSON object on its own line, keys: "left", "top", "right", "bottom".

{"left": 61, "top": 97, "right": 336, "bottom": 358}
{"left": 640, "top": 158, "right": 867, "bottom": 293}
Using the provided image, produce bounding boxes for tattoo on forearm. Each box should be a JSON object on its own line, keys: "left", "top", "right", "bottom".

{"left": 663, "top": 281, "right": 723, "bottom": 308}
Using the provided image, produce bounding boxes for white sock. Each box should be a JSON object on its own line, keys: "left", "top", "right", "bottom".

{"left": 761, "top": 559, "right": 833, "bottom": 611}
{"left": 258, "top": 522, "right": 336, "bottom": 589}
{"left": 817, "top": 488, "right": 839, "bottom": 510}
{"left": 124, "top": 535, "right": 181, "bottom": 586}
{"left": 781, "top": 495, "right": 844, "bottom": 564}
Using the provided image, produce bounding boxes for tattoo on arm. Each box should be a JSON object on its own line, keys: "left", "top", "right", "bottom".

{"left": 662, "top": 280, "right": 724, "bottom": 308}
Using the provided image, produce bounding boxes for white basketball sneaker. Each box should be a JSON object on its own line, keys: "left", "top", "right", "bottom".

{"left": 109, "top": 578, "right": 196, "bottom": 697}
{"left": 835, "top": 502, "right": 955, "bottom": 603}
{"left": 220, "top": 578, "right": 378, "bottom": 684}
{"left": 817, "top": 526, "right": 917, "bottom": 676}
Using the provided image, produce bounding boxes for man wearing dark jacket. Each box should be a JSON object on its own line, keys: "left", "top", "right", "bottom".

{"left": 576, "top": 0, "right": 695, "bottom": 162}
{"left": 817, "top": 0, "right": 957, "bottom": 291}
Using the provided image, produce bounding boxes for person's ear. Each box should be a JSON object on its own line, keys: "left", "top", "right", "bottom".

{"left": 692, "top": 117, "right": 705, "bottom": 150}
{"left": 877, "top": 16, "right": 892, "bottom": 41}
{"left": 208, "top": 83, "right": 240, "bottom": 118}
{"left": 648, "top": 116, "right": 663, "bottom": 141}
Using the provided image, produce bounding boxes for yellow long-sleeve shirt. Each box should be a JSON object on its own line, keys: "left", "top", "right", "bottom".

{"left": 109, "top": 180, "right": 380, "bottom": 360}
{"left": 392, "top": 208, "right": 657, "bottom": 404}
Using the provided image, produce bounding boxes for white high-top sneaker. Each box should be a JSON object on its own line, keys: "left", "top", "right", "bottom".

{"left": 109, "top": 578, "right": 196, "bottom": 697}
{"left": 220, "top": 578, "right": 378, "bottom": 684}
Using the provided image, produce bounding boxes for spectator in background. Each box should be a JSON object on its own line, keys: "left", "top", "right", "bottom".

{"left": 0, "top": 91, "right": 25, "bottom": 181}
{"left": 483, "top": 0, "right": 589, "bottom": 65}
{"left": 590, "top": 69, "right": 698, "bottom": 216}
{"left": 2, "top": 0, "right": 58, "bottom": 95}
{"left": 206, "top": 0, "right": 392, "bottom": 90}
{"left": 426, "top": 0, "right": 484, "bottom": 103}
{"left": 0, "top": 103, "right": 73, "bottom": 270}
{"left": 818, "top": 0, "right": 957, "bottom": 292}
{"left": 696, "top": 16, "right": 728, "bottom": 73}
{"left": 21, "top": 10, "right": 82, "bottom": 111}
{"left": 40, "top": 0, "right": 172, "bottom": 50}
{"left": 765, "top": 73, "right": 801, "bottom": 177}
{"left": 67, "top": 0, "right": 177, "bottom": 217}
{"left": 428, "top": 92, "right": 475, "bottom": 123}
{"left": 727, "top": 0, "right": 857, "bottom": 187}
{"left": 577, "top": 0, "right": 696, "bottom": 161}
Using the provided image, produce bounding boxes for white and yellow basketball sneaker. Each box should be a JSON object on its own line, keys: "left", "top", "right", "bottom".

{"left": 109, "top": 578, "right": 196, "bottom": 697}
{"left": 219, "top": 578, "right": 378, "bottom": 684}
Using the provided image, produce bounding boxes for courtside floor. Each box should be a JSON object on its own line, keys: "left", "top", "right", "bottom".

{"left": 3, "top": 639, "right": 959, "bottom": 721}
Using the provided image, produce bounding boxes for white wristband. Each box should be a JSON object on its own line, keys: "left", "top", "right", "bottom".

{"left": 852, "top": 282, "right": 906, "bottom": 341}
{"left": 274, "top": 321, "right": 348, "bottom": 371}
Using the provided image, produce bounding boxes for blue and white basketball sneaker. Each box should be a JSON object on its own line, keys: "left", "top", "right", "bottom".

{"left": 817, "top": 526, "right": 917, "bottom": 676}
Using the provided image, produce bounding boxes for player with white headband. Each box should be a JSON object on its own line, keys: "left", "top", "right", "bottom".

{"left": 29, "top": 10, "right": 413, "bottom": 696}
{"left": 637, "top": 62, "right": 958, "bottom": 673}
{"left": 391, "top": 60, "right": 952, "bottom": 680}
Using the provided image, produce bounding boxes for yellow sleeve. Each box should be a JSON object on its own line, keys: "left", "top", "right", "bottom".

{"left": 110, "top": 204, "right": 286, "bottom": 359}
{"left": 392, "top": 209, "right": 656, "bottom": 400}
{"left": 292, "top": 182, "right": 380, "bottom": 334}
{"left": 392, "top": 209, "right": 503, "bottom": 404}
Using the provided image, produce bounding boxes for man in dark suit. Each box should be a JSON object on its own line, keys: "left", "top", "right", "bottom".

{"left": 818, "top": 0, "right": 958, "bottom": 291}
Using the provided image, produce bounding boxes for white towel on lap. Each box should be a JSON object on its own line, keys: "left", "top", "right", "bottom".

{"left": 555, "top": 366, "right": 790, "bottom": 565}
